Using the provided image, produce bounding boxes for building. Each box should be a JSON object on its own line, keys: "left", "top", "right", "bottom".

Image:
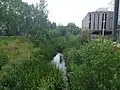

{"left": 82, "top": 8, "right": 114, "bottom": 39}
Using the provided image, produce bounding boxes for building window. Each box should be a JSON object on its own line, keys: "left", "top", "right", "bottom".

{"left": 93, "top": 13, "right": 95, "bottom": 29}
{"left": 97, "top": 13, "right": 99, "bottom": 30}
{"left": 101, "top": 13, "right": 104, "bottom": 29}
{"left": 89, "top": 13, "right": 91, "bottom": 29}
{"left": 104, "top": 13, "right": 107, "bottom": 30}
{"left": 105, "top": 13, "right": 107, "bottom": 21}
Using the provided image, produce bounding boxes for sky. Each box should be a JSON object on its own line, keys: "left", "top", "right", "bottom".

{"left": 22, "top": 0, "right": 112, "bottom": 27}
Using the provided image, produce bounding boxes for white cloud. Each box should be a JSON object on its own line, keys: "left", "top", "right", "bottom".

{"left": 23, "top": 0, "right": 111, "bottom": 27}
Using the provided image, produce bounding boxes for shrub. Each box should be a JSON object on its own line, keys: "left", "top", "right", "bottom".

{"left": 0, "top": 58, "right": 63, "bottom": 90}
{"left": 0, "top": 43, "right": 63, "bottom": 90}
{"left": 66, "top": 41, "right": 120, "bottom": 90}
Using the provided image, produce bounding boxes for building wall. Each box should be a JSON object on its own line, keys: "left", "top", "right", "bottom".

{"left": 82, "top": 11, "right": 113, "bottom": 33}
{"left": 82, "top": 13, "right": 90, "bottom": 30}
{"left": 99, "top": 12, "right": 103, "bottom": 30}
{"left": 106, "top": 12, "right": 114, "bottom": 30}
{"left": 91, "top": 13, "right": 94, "bottom": 30}
{"left": 95, "top": 13, "right": 99, "bottom": 30}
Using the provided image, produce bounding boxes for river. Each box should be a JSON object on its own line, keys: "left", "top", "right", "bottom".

{"left": 52, "top": 53, "right": 68, "bottom": 89}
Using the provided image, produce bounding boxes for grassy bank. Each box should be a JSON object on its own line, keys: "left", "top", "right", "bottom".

{"left": 0, "top": 36, "right": 63, "bottom": 90}
{"left": 0, "top": 36, "right": 34, "bottom": 89}
{"left": 0, "top": 36, "right": 33, "bottom": 61}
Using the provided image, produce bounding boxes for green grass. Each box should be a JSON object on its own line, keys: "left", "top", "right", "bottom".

{"left": 0, "top": 36, "right": 34, "bottom": 69}
{"left": 0, "top": 36, "right": 35, "bottom": 85}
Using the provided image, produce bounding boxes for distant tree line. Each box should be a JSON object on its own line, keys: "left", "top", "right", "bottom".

{"left": 0, "top": 0, "right": 81, "bottom": 36}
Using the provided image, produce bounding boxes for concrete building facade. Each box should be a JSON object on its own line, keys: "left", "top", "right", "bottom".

{"left": 82, "top": 9, "right": 114, "bottom": 37}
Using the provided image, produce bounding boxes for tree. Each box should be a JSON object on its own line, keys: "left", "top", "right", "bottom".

{"left": 67, "top": 23, "right": 81, "bottom": 35}
{"left": 51, "top": 22, "right": 57, "bottom": 29}
{"left": 0, "top": 0, "right": 49, "bottom": 36}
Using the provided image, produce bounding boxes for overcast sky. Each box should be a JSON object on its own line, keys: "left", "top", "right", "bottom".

{"left": 23, "top": 0, "right": 112, "bottom": 27}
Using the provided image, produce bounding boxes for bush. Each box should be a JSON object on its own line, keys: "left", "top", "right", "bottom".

{"left": 78, "top": 30, "right": 91, "bottom": 44}
{"left": 66, "top": 41, "right": 120, "bottom": 90}
{"left": 0, "top": 58, "right": 63, "bottom": 90}
{"left": 0, "top": 43, "right": 63, "bottom": 90}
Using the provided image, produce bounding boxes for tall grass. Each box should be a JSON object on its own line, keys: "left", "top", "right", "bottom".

{"left": 0, "top": 36, "right": 63, "bottom": 90}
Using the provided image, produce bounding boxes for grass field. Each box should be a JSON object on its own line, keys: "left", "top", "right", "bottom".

{"left": 0, "top": 36, "right": 33, "bottom": 60}
{"left": 0, "top": 36, "right": 34, "bottom": 71}
{"left": 0, "top": 36, "right": 35, "bottom": 87}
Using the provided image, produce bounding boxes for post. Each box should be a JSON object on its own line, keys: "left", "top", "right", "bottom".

{"left": 113, "top": 0, "right": 119, "bottom": 41}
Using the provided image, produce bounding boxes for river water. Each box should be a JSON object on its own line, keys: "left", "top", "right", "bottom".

{"left": 52, "top": 53, "right": 68, "bottom": 89}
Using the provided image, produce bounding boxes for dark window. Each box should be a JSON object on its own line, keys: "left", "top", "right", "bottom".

{"left": 104, "top": 13, "right": 107, "bottom": 30}
{"left": 93, "top": 13, "right": 95, "bottom": 29}
{"left": 97, "top": 13, "right": 99, "bottom": 30}
{"left": 89, "top": 13, "right": 91, "bottom": 29}
{"left": 105, "top": 13, "right": 107, "bottom": 21}
{"left": 101, "top": 13, "right": 104, "bottom": 29}
{"left": 104, "top": 21, "right": 106, "bottom": 30}
{"left": 89, "top": 13, "right": 91, "bottom": 21}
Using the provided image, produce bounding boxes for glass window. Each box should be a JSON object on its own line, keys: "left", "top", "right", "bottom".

{"left": 105, "top": 13, "right": 107, "bottom": 21}
{"left": 104, "top": 13, "right": 107, "bottom": 30}
{"left": 89, "top": 14, "right": 91, "bottom": 29}
{"left": 93, "top": 13, "right": 95, "bottom": 29}
{"left": 101, "top": 13, "right": 104, "bottom": 29}
{"left": 97, "top": 13, "right": 99, "bottom": 30}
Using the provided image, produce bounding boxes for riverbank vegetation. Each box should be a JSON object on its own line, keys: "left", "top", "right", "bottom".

{"left": 0, "top": 0, "right": 120, "bottom": 90}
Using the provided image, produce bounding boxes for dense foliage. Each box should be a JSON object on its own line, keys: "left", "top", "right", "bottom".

{"left": 64, "top": 40, "right": 120, "bottom": 90}
{"left": 0, "top": 36, "right": 64, "bottom": 90}
{"left": 0, "top": 0, "right": 49, "bottom": 36}
{"left": 0, "top": 0, "right": 120, "bottom": 90}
